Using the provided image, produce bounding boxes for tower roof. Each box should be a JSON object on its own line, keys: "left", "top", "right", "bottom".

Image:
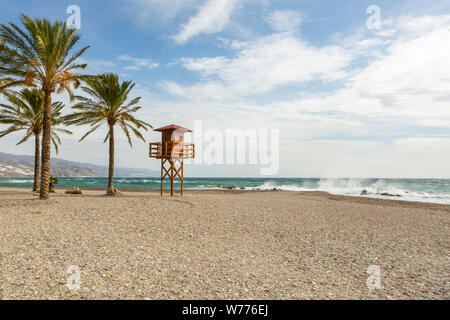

{"left": 153, "top": 124, "right": 192, "bottom": 133}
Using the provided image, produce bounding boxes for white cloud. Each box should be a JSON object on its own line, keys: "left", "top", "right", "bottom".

{"left": 163, "top": 14, "right": 450, "bottom": 129}
{"left": 118, "top": 54, "right": 159, "bottom": 71}
{"left": 159, "top": 80, "right": 236, "bottom": 102}
{"left": 174, "top": 0, "right": 239, "bottom": 44}
{"left": 276, "top": 15, "right": 450, "bottom": 127}
{"left": 174, "top": 33, "right": 351, "bottom": 96}
{"left": 77, "top": 58, "right": 117, "bottom": 75}
{"left": 396, "top": 14, "right": 450, "bottom": 34}
{"left": 264, "top": 10, "right": 306, "bottom": 32}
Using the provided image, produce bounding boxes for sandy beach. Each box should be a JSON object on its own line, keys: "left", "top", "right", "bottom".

{"left": 0, "top": 188, "right": 448, "bottom": 300}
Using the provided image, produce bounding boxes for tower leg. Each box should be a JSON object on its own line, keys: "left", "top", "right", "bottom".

{"left": 160, "top": 159, "right": 164, "bottom": 196}
{"left": 181, "top": 160, "right": 184, "bottom": 196}
{"left": 170, "top": 159, "right": 174, "bottom": 197}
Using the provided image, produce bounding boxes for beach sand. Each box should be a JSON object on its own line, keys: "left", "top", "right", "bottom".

{"left": 0, "top": 188, "right": 448, "bottom": 300}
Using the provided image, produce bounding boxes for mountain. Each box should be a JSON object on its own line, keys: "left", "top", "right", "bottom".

{"left": 0, "top": 152, "right": 158, "bottom": 178}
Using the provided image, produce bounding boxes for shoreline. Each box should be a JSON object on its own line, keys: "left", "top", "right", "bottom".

{"left": 1, "top": 186, "right": 449, "bottom": 211}
{"left": 2, "top": 177, "right": 449, "bottom": 207}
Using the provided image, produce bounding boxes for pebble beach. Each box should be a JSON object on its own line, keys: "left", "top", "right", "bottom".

{"left": 0, "top": 188, "right": 448, "bottom": 300}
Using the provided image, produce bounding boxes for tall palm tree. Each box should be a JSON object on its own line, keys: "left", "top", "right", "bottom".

{"left": 0, "top": 14, "right": 89, "bottom": 199}
{"left": 65, "top": 73, "right": 152, "bottom": 196}
{"left": 0, "top": 88, "right": 72, "bottom": 191}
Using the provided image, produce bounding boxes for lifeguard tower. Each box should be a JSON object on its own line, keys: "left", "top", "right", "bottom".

{"left": 149, "top": 124, "right": 195, "bottom": 196}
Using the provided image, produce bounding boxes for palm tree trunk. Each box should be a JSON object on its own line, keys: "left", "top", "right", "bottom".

{"left": 106, "top": 124, "right": 115, "bottom": 195}
{"left": 33, "top": 133, "right": 40, "bottom": 192}
{"left": 39, "top": 90, "right": 52, "bottom": 200}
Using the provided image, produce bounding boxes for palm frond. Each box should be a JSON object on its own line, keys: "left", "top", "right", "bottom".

{"left": 65, "top": 73, "right": 152, "bottom": 147}
{"left": 79, "top": 123, "right": 102, "bottom": 142}
{"left": 16, "top": 130, "right": 33, "bottom": 145}
{"left": 0, "top": 88, "right": 70, "bottom": 144}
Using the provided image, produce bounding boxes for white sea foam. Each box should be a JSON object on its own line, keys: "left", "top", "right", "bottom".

{"left": 317, "top": 178, "right": 450, "bottom": 205}
{"left": 6, "top": 179, "right": 33, "bottom": 184}
{"left": 241, "top": 178, "right": 450, "bottom": 205}
{"left": 247, "top": 181, "right": 311, "bottom": 192}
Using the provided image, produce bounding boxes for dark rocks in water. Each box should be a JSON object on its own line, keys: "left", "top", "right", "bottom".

{"left": 204, "top": 185, "right": 242, "bottom": 190}
{"left": 219, "top": 185, "right": 237, "bottom": 190}
{"left": 218, "top": 186, "right": 280, "bottom": 191}
{"left": 380, "top": 192, "right": 401, "bottom": 197}
{"left": 361, "top": 189, "right": 368, "bottom": 195}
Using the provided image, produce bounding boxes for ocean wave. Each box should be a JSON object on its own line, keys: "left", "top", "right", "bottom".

{"left": 220, "top": 178, "right": 450, "bottom": 205}
{"left": 6, "top": 179, "right": 33, "bottom": 184}
{"left": 245, "top": 181, "right": 313, "bottom": 192}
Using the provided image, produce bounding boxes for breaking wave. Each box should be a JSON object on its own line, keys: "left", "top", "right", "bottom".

{"left": 238, "top": 178, "right": 450, "bottom": 205}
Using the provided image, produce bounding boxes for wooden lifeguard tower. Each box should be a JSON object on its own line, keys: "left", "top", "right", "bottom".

{"left": 149, "top": 124, "right": 195, "bottom": 196}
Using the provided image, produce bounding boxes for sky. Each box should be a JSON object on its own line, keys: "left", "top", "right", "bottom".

{"left": 0, "top": 0, "right": 449, "bottom": 178}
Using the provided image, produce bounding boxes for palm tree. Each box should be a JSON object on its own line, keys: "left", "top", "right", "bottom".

{"left": 0, "top": 88, "right": 72, "bottom": 191}
{"left": 65, "top": 73, "right": 152, "bottom": 196}
{"left": 0, "top": 14, "right": 89, "bottom": 199}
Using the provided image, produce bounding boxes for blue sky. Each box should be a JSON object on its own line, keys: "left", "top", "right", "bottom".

{"left": 1, "top": 0, "right": 450, "bottom": 178}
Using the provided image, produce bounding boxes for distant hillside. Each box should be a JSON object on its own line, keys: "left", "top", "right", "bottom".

{"left": 0, "top": 152, "right": 158, "bottom": 178}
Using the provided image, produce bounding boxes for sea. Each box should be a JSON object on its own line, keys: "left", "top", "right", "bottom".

{"left": 1, "top": 177, "right": 449, "bottom": 205}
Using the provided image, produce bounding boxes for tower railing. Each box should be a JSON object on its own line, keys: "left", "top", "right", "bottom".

{"left": 149, "top": 141, "right": 195, "bottom": 159}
